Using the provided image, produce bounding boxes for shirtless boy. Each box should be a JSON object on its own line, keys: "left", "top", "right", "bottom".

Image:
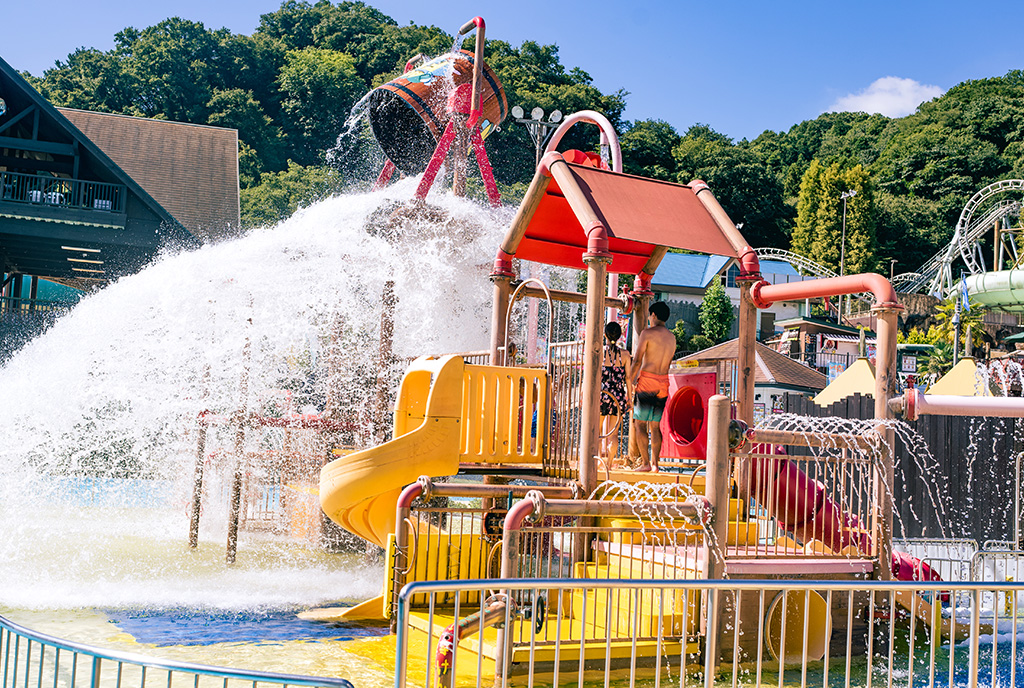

{"left": 630, "top": 301, "right": 676, "bottom": 472}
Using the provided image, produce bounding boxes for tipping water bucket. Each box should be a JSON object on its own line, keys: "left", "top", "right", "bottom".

{"left": 368, "top": 50, "right": 507, "bottom": 174}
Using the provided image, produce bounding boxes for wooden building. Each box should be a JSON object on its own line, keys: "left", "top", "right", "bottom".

{"left": 0, "top": 55, "right": 239, "bottom": 317}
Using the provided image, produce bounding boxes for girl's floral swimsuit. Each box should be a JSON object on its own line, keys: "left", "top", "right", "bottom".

{"left": 600, "top": 344, "right": 627, "bottom": 416}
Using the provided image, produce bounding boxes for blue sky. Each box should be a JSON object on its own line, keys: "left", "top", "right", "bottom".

{"left": 5, "top": 0, "right": 1024, "bottom": 141}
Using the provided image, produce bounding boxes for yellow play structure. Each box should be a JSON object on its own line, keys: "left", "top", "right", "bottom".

{"left": 307, "top": 98, "right": 942, "bottom": 682}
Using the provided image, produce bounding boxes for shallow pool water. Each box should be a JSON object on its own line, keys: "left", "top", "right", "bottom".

{"left": 2, "top": 605, "right": 397, "bottom": 688}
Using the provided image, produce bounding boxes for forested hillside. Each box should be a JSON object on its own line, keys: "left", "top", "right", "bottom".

{"left": 24, "top": 0, "right": 1024, "bottom": 278}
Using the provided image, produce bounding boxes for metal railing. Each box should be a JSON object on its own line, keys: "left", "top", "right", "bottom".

{"left": 733, "top": 441, "right": 882, "bottom": 561}
{"left": 505, "top": 517, "right": 706, "bottom": 647}
{"left": 389, "top": 482, "right": 579, "bottom": 620}
{"left": 895, "top": 537, "right": 979, "bottom": 582}
{"left": 547, "top": 340, "right": 585, "bottom": 480}
{"left": 0, "top": 171, "right": 125, "bottom": 214}
{"left": 788, "top": 350, "right": 855, "bottom": 372}
{"left": 395, "top": 577, "right": 1024, "bottom": 688}
{"left": 0, "top": 296, "right": 72, "bottom": 315}
{"left": 0, "top": 614, "right": 353, "bottom": 688}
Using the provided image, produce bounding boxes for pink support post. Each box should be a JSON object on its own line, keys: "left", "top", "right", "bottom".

{"left": 470, "top": 127, "right": 501, "bottom": 207}
{"left": 372, "top": 160, "right": 396, "bottom": 191}
{"left": 415, "top": 120, "right": 458, "bottom": 202}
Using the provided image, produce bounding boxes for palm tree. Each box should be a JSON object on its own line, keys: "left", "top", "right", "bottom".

{"left": 923, "top": 341, "right": 954, "bottom": 383}
{"left": 933, "top": 296, "right": 984, "bottom": 354}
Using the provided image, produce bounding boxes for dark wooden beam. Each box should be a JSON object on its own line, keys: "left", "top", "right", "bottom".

{"left": 0, "top": 105, "right": 37, "bottom": 135}
{"left": 0, "top": 136, "right": 76, "bottom": 157}
{"left": 0, "top": 154, "right": 74, "bottom": 175}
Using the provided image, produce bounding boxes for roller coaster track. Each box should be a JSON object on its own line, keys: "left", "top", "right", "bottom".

{"left": 754, "top": 247, "right": 872, "bottom": 306}
{"left": 755, "top": 182, "right": 1024, "bottom": 303}
{"left": 755, "top": 247, "right": 837, "bottom": 279}
{"left": 895, "top": 180, "right": 1024, "bottom": 298}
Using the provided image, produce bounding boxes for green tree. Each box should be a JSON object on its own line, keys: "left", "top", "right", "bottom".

{"left": 688, "top": 334, "right": 714, "bottom": 352}
{"left": 924, "top": 341, "right": 954, "bottom": 380}
{"left": 241, "top": 161, "right": 345, "bottom": 227}
{"left": 37, "top": 48, "right": 137, "bottom": 112}
{"left": 277, "top": 47, "right": 364, "bottom": 165}
{"left": 672, "top": 125, "right": 792, "bottom": 248}
{"left": 791, "top": 161, "right": 877, "bottom": 274}
{"left": 113, "top": 18, "right": 230, "bottom": 122}
{"left": 207, "top": 88, "right": 284, "bottom": 183}
{"left": 482, "top": 39, "right": 628, "bottom": 184}
{"left": 620, "top": 119, "right": 680, "bottom": 180}
{"left": 671, "top": 318, "right": 690, "bottom": 353}
{"left": 699, "top": 279, "right": 734, "bottom": 344}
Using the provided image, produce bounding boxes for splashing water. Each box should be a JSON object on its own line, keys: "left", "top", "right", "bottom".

{"left": 0, "top": 180, "right": 511, "bottom": 610}
{"left": 758, "top": 413, "right": 951, "bottom": 542}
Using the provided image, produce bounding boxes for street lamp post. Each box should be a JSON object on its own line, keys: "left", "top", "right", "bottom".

{"left": 511, "top": 106, "right": 563, "bottom": 168}
{"left": 837, "top": 189, "right": 857, "bottom": 322}
{"left": 512, "top": 107, "right": 563, "bottom": 364}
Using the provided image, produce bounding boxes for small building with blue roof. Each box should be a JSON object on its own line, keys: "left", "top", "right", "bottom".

{"left": 650, "top": 252, "right": 816, "bottom": 341}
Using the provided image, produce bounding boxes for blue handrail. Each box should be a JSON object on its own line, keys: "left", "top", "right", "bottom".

{"left": 0, "top": 614, "right": 354, "bottom": 688}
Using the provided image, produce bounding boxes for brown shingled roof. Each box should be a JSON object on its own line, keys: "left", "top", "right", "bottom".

{"left": 57, "top": 108, "right": 239, "bottom": 243}
{"left": 675, "top": 338, "right": 826, "bottom": 391}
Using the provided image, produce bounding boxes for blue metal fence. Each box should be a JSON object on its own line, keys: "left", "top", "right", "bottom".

{"left": 0, "top": 614, "right": 354, "bottom": 688}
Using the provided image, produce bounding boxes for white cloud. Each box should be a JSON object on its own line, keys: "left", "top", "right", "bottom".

{"left": 828, "top": 77, "right": 945, "bottom": 118}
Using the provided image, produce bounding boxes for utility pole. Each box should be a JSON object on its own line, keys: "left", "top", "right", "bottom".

{"left": 837, "top": 189, "right": 857, "bottom": 322}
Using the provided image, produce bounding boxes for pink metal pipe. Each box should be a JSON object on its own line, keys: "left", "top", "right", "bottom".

{"left": 470, "top": 127, "right": 501, "bottom": 207}
{"left": 415, "top": 120, "right": 458, "bottom": 201}
{"left": 372, "top": 160, "right": 396, "bottom": 191}
{"left": 895, "top": 388, "right": 1024, "bottom": 421}
{"left": 396, "top": 482, "right": 424, "bottom": 511}
{"left": 751, "top": 272, "right": 901, "bottom": 310}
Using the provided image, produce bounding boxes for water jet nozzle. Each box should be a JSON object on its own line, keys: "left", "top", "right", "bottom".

{"left": 727, "top": 419, "right": 749, "bottom": 451}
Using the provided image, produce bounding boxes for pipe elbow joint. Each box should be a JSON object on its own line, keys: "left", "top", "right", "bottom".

{"left": 505, "top": 491, "right": 542, "bottom": 531}
{"left": 632, "top": 271, "right": 654, "bottom": 297}
{"left": 737, "top": 246, "right": 762, "bottom": 280}
{"left": 397, "top": 481, "right": 425, "bottom": 510}
{"left": 583, "top": 220, "right": 612, "bottom": 261}
{"left": 490, "top": 249, "right": 515, "bottom": 279}
{"left": 749, "top": 279, "right": 772, "bottom": 309}
{"left": 538, "top": 151, "right": 564, "bottom": 178}
{"left": 862, "top": 273, "right": 903, "bottom": 310}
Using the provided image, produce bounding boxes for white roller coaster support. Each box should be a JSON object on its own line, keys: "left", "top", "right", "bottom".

{"left": 913, "top": 180, "right": 1024, "bottom": 298}
{"left": 897, "top": 201, "right": 1018, "bottom": 296}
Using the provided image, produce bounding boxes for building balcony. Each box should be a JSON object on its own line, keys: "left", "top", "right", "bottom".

{"left": 0, "top": 170, "right": 127, "bottom": 228}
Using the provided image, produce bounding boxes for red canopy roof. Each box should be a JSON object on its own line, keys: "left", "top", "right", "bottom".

{"left": 514, "top": 162, "right": 741, "bottom": 274}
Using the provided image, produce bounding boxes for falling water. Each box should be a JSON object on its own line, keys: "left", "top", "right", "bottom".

{"left": 0, "top": 178, "right": 511, "bottom": 610}
{"left": 757, "top": 413, "right": 951, "bottom": 541}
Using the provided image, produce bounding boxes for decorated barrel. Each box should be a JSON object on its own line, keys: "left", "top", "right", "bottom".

{"left": 368, "top": 50, "right": 507, "bottom": 174}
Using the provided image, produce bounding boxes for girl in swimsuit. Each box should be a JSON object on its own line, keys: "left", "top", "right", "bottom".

{"left": 600, "top": 321, "right": 632, "bottom": 460}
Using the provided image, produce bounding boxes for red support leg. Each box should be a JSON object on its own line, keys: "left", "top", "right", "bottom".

{"left": 470, "top": 127, "right": 501, "bottom": 208}
{"left": 415, "top": 121, "right": 458, "bottom": 202}
{"left": 372, "top": 160, "right": 396, "bottom": 191}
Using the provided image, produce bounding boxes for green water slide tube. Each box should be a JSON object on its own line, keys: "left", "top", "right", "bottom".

{"left": 964, "top": 269, "right": 1024, "bottom": 312}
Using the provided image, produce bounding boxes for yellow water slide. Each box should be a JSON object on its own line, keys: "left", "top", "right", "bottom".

{"left": 319, "top": 354, "right": 548, "bottom": 548}
{"left": 319, "top": 355, "right": 465, "bottom": 547}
